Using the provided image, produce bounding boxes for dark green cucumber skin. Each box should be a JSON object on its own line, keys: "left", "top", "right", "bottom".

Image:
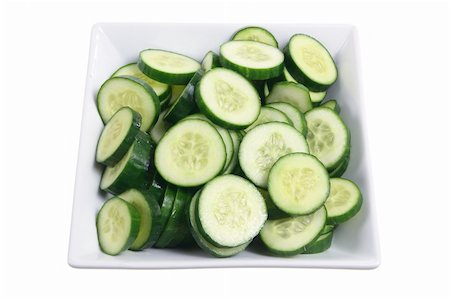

{"left": 231, "top": 26, "right": 278, "bottom": 48}
{"left": 164, "top": 70, "right": 204, "bottom": 124}
{"left": 219, "top": 45, "right": 284, "bottom": 80}
{"left": 137, "top": 49, "right": 200, "bottom": 85}
{"left": 253, "top": 80, "right": 267, "bottom": 102}
{"left": 96, "top": 107, "right": 142, "bottom": 167}
{"left": 327, "top": 184, "right": 363, "bottom": 225}
{"left": 148, "top": 171, "right": 167, "bottom": 205}
{"left": 96, "top": 197, "right": 141, "bottom": 256}
{"left": 329, "top": 153, "right": 350, "bottom": 178}
{"left": 101, "top": 132, "right": 155, "bottom": 195}
{"left": 154, "top": 184, "right": 177, "bottom": 247}
{"left": 97, "top": 76, "right": 161, "bottom": 131}
{"left": 155, "top": 187, "right": 192, "bottom": 248}
{"left": 201, "top": 51, "right": 221, "bottom": 71}
{"left": 321, "top": 99, "right": 341, "bottom": 114}
{"left": 302, "top": 231, "right": 333, "bottom": 254}
{"left": 284, "top": 34, "right": 338, "bottom": 92}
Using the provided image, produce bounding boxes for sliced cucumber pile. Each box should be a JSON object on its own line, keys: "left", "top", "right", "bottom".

{"left": 93, "top": 26, "right": 363, "bottom": 258}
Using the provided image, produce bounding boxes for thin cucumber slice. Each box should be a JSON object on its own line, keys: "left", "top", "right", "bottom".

{"left": 268, "top": 153, "right": 330, "bottom": 215}
{"left": 325, "top": 178, "right": 363, "bottom": 224}
{"left": 196, "top": 175, "right": 267, "bottom": 247}
{"left": 156, "top": 184, "right": 177, "bottom": 246}
{"left": 223, "top": 130, "right": 241, "bottom": 174}
{"left": 159, "top": 91, "right": 172, "bottom": 110}
{"left": 257, "top": 188, "right": 289, "bottom": 219}
{"left": 156, "top": 187, "right": 192, "bottom": 248}
{"left": 244, "top": 107, "right": 292, "bottom": 133}
{"left": 187, "top": 191, "right": 250, "bottom": 257}
{"left": 148, "top": 171, "right": 166, "bottom": 205}
{"left": 155, "top": 119, "right": 226, "bottom": 187}
{"left": 220, "top": 40, "right": 284, "bottom": 80}
{"left": 266, "top": 67, "right": 296, "bottom": 90}
{"left": 265, "top": 81, "right": 313, "bottom": 113}
{"left": 149, "top": 109, "right": 170, "bottom": 143}
{"left": 96, "top": 107, "right": 141, "bottom": 166}
{"left": 138, "top": 49, "right": 200, "bottom": 85}
{"left": 265, "top": 102, "right": 307, "bottom": 136}
{"left": 164, "top": 70, "right": 203, "bottom": 123}
{"left": 100, "top": 132, "right": 154, "bottom": 195}
{"left": 201, "top": 51, "right": 221, "bottom": 71}
{"left": 96, "top": 197, "right": 141, "bottom": 256}
{"left": 231, "top": 26, "right": 278, "bottom": 48}
{"left": 169, "top": 85, "right": 186, "bottom": 104}
{"left": 303, "top": 231, "right": 333, "bottom": 254}
{"left": 321, "top": 224, "right": 335, "bottom": 235}
{"left": 329, "top": 152, "right": 350, "bottom": 178}
{"left": 97, "top": 76, "right": 160, "bottom": 132}
{"left": 195, "top": 68, "right": 261, "bottom": 129}
{"left": 239, "top": 122, "right": 309, "bottom": 188}
{"left": 111, "top": 63, "right": 171, "bottom": 100}
{"left": 284, "top": 34, "right": 338, "bottom": 92}
{"left": 305, "top": 107, "right": 350, "bottom": 170}
{"left": 260, "top": 206, "right": 327, "bottom": 256}
{"left": 118, "top": 189, "right": 162, "bottom": 250}
{"left": 320, "top": 99, "right": 341, "bottom": 114}
{"left": 310, "top": 90, "right": 327, "bottom": 105}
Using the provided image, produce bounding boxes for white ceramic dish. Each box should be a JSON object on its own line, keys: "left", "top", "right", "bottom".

{"left": 68, "top": 23, "right": 380, "bottom": 269}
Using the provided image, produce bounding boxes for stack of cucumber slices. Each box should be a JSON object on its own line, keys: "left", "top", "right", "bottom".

{"left": 93, "top": 26, "right": 363, "bottom": 257}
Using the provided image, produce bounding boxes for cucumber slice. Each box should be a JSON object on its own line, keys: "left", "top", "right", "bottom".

{"left": 220, "top": 40, "right": 284, "bottom": 80}
{"left": 196, "top": 175, "right": 267, "bottom": 247}
{"left": 266, "top": 67, "right": 296, "bottom": 90}
{"left": 111, "top": 63, "right": 171, "bottom": 101}
{"left": 231, "top": 26, "right": 278, "bottom": 48}
{"left": 97, "top": 76, "right": 160, "bottom": 132}
{"left": 320, "top": 99, "right": 341, "bottom": 114}
{"left": 303, "top": 231, "right": 333, "bottom": 254}
{"left": 223, "top": 130, "right": 241, "bottom": 174}
{"left": 100, "top": 132, "right": 154, "bottom": 195}
{"left": 155, "top": 184, "right": 177, "bottom": 247}
{"left": 325, "top": 178, "right": 363, "bottom": 224}
{"left": 265, "top": 102, "right": 307, "bottom": 136}
{"left": 164, "top": 70, "right": 203, "bottom": 123}
{"left": 284, "top": 34, "right": 338, "bottom": 92}
{"left": 118, "top": 189, "right": 162, "bottom": 250}
{"left": 265, "top": 81, "right": 313, "bottom": 113}
{"left": 187, "top": 191, "right": 250, "bottom": 257}
{"left": 96, "top": 197, "right": 141, "bottom": 256}
{"left": 148, "top": 171, "right": 166, "bottom": 205}
{"left": 149, "top": 109, "right": 170, "bottom": 143}
{"left": 257, "top": 188, "right": 289, "bottom": 219}
{"left": 305, "top": 107, "right": 350, "bottom": 170}
{"left": 155, "top": 187, "right": 191, "bottom": 248}
{"left": 329, "top": 153, "right": 350, "bottom": 178}
{"left": 239, "top": 122, "right": 309, "bottom": 188}
{"left": 159, "top": 91, "right": 172, "bottom": 110}
{"left": 260, "top": 206, "right": 327, "bottom": 256}
{"left": 320, "top": 224, "right": 335, "bottom": 235}
{"left": 201, "top": 51, "right": 221, "bottom": 71}
{"left": 195, "top": 68, "right": 261, "bottom": 129}
{"left": 268, "top": 153, "right": 329, "bottom": 215}
{"left": 244, "top": 107, "right": 292, "bottom": 133}
{"left": 138, "top": 49, "right": 200, "bottom": 85}
{"left": 310, "top": 90, "right": 327, "bottom": 105}
{"left": 155, "top": 119, "right": 226, "bottom": 187}
{"left": 96, "top": 107, "right": 141, "bottom": 166}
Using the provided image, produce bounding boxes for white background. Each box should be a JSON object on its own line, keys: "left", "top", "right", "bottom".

{"left": 1, "top": 1, "right": 449, "bottom": 298}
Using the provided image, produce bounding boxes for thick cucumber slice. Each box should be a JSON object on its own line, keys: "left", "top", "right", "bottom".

{"left": 310, "top": 90, "right": 327, "bottom": 105}
{"left": 155, "top": 119, "right": 226, "bottom": 187}
{"left": 223, "top": 130, "right": 241, "bottom": 174}
{"left": 195, "top": 68, "right": 261, "bottom": 129}
{"left": 265, "top": 81, "right": 313, "bottom": 113}
{"left": 220, "top": 40, "right": 284, "bottom": 80}
{"left": 284, "top": 34, "right": 338, "bottom": 92}
{"left": 201, "top": 51, "right": 221, "bottom": 71}
{"left": 96, "top": 107, "right": 141, "bottom": 166}
{"left": 305, "top": 107, "right": 350, "bottom": 170}
{"left": 155, "top": 187, "right": 191, "bottom": 248}
{"left": 149, "top": 109, "right": 170, "bottom": 143}
{"left": 268, "top": 153, "right": 330, "bottom": 215}
{"left": 118, "top": 189, "right": 162, "bottom": 250}
{"left": 320, "top": 99, "right": 341, "bottom": 114}
{"left": 244, "top": 107, "right": 292, "bottom": 133}
{"left": 111, "top": 63, "right": 171, "bottom": 101}
{"left": 231, "top": 26, "right": 278, "bottom": 48}
{"left": 148, "top": 171, "right": 166, "bottom": 205}
{"left": 196, "top": 175, "right": 267, "bottom": 247}
{"left": 329, "top": 152, "right": 350, "bottom": 177}
{"left": 138, "top": 49, "right": 201, "bottom": 85}
{"left": 257, "top": 188, "right": 289, "bottom": 219}
{"left": 260, "top": 206, "right": 327, "bottom": 256}
{"left": 97, "top": 76, "right": 160, "bottom": 132}
{"left": 96, "top": 197, "right": 141, "bottom": 256}
{"left": 100, "top": 132, "right": 154, "bottom": 195}
{"left": 325, "top": 178, "right": 363, "bottom": 224}
{"left": 303, "top": 231, "right": 333, "bottom": 254}
{"left": 265, "top": 102, "right": 307, "bottom": 136}
{"left": 239, "top": 122, "right": 309, "bottom": 188}
{"left": 164, "top": 70, "right": 203, "bottom": 123}
{"left": 187, "top": 191, "right": 250, "bottom": 257}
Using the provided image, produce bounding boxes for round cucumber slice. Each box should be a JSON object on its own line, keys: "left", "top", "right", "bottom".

{"left": 265, "top": 81, "right": 313, "bottom": 113}
{"left": 201, "top": 51, "right": 221, "bottom": 71}
{"left": 231, "top": 26, "right": 278, "bottom": 47}
{"left": 244, "top": 106, "right": 293, "bottom": 132}
{"left": 325, "top": 178, "right": 363, "bottom": 224}
{"left": 265, "top": 102, "right": 307, "bottom": 136}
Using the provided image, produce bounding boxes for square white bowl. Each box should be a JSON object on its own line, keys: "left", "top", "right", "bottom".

{"left": 68, "top": 23, "right": 380, "bottom": 269}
